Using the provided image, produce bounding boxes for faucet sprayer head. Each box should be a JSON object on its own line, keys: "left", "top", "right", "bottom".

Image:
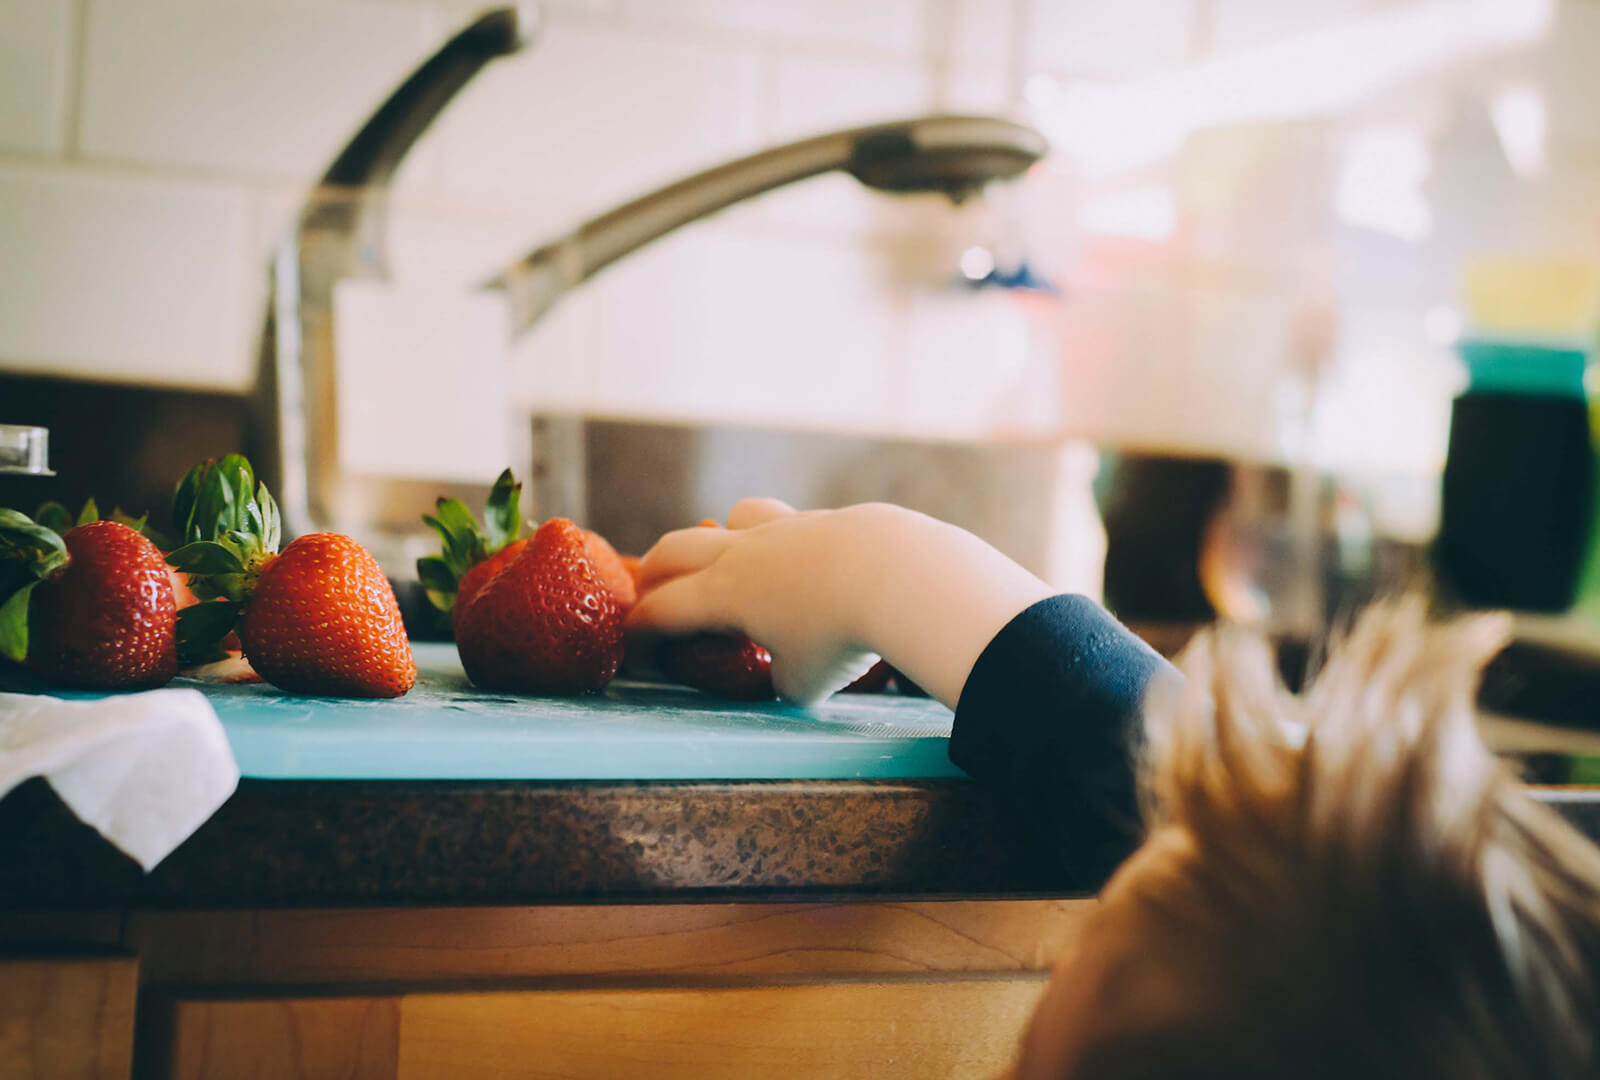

{"left": 846, "top": 116, "right": 1046, "bottom": 203}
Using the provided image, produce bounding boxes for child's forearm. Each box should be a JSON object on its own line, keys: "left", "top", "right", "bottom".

{"left": 840, "top": 505, "right": 1055, "bottom": 710}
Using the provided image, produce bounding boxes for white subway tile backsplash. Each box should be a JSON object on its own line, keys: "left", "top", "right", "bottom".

{"left": 583, "top": 223, "right": 900, "bottom": 428}
{"left": 419, "top": 0, "right": 616, "bottom": 17}
{"left": 770, "top": 54, "right": 927, "bottom": 140}
{"left": 0, "top": 0, "right": 72, "bottom": 154}
{"left": 899, "top": 289, "right": 1055, "bottom": 435}
{"left": 759, "top": 53, "right": 1013, "bottom": 238}
{"left": 760, "top": 52, "right": 933, "bottom": 235}
{"left": 0, "top": 166, "right": 253, "bottom": 388}
{"left": 619, "top": 0, "right": 926, "bottom": 58}
{"left": 508, "top": 286, "right": 602, "bottom": 409}
{"left": 1209, "top": 0, "right": 1370, "bottom": 55}
{"left": 1028, "top": 0, "right": 1197, "bottom": 78}
{"left": 940, "top": 0, "right": 1019, "bottom": 68}
{"left": 78, "top": 0, "right": 438, "bottom": 177}
{"left": 424, "top": 22, "right": 762, "bottom": 217}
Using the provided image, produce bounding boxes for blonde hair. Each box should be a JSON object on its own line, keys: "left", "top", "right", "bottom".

{"left": 1090, "top": 599, "right": 1600, "bottom": 1079}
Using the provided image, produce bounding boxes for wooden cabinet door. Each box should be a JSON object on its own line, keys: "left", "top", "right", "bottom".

{"left": 159, "top": 977, "right": 1047, "bottom": 1080}
{"left": 0, "top": 955, "right": 138, "bottom": 1080}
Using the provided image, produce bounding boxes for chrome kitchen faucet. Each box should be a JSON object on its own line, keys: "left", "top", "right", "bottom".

{"left": 254, "top": 4, "right": 1048, "bottom": 573}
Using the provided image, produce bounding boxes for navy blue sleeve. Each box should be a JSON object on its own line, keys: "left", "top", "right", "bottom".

{"left": 949, "top": 594, "right": 1179, "bottom": 887}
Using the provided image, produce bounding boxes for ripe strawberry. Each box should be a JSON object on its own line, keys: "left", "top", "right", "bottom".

{"left": 658, "top": 634, "right": 775, "bottom": 701}
{"left": 453, "top": 537, "right": 527, "bottom": 631}
{"left": 168, "top": 454, "right": 413, "bottom": 698}
{"left": 417, "top": 469, "right": 526, "bottom": 626}
{"left": 582, "top": 529, "right": 636, "bottom": 611}
{"left": 240, "top": 533, "right": 415, "bottom": 697}
{"left": 0, "top": 516, "right": 178, "bottom": 689}
{"left": 647, "top": 518, "right": 776, "bottom": 701}
{"left": 892, "top": 666, "right": 928, "bottom": 697}
{"left": 843, "top": 659, "right": 891, "bottom": 693}
{"left": 453, "top": 518, "right": 624, "bottom": 694}
{"left": 418, "top": 468, "right": 635, "bottom": 626}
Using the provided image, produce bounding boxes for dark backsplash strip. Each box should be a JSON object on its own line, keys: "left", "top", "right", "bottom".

{"left": 0, "top": 373, "right": 253, "bottom": 521}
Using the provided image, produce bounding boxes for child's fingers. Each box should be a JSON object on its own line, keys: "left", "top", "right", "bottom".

{"left": 625, "top": 573, "right": 741, "bottom": 637}
{"left": 726, "top": 497, "right": 797, "bottom": 530}
{"left": 634, "top": 526, "right": 732, "bottom": 591}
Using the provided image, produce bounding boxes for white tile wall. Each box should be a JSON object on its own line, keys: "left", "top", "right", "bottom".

{"left": 1028, "top": 0, "right": 1198, "bottom": 78}
{"left": 79, "top": 0, "right": 438, "bottom": 177}
{"left": 423, "top": 21, "right": 763, "bottom": 215}
{"left": 0, "top": 0, "right": 73, "bottom": 155}
{"left": 0, "top": 166, "right": 253, "bottom": 387}
{"left": 1209, "top": 0, "right": 1371, "bottom": 55}
{"left": 940, "top": 0, "right": 1019, "bottom": 68}
{"left": 582, "top": 223, "right": 902, "bottom": 428}
{"left": 619, "top": 0, "right": 928, "bottom": 58}
{"left": 1, "top": 0, "right": 1593, "bottom": 476}
{"left": 761, "top": 52, "right": 935, "bottom": 236}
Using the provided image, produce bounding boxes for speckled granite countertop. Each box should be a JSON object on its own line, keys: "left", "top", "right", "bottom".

{"left": 3, "top": 774, "right": 1598, "bottom": 910}
{"left": 7, "top": 626, "right": 1600, "bottom": 911}
{"left": 0, "top": 775, "right": 1080, "bottom": 909}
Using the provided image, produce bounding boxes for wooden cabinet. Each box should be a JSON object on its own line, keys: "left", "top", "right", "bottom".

{"left": 0, "top": 955, "right": 138, "bottom": 1080}
{"left": 7, "top": 900, "right": 1090, "bottom": 1079}
{"left": 161, "top": 978, "right": 1048, "bottom": 1080}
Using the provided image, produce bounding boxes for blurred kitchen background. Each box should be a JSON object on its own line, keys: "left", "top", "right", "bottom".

{"left": 5, "top": 0, "right": 1600, "bottom": 653}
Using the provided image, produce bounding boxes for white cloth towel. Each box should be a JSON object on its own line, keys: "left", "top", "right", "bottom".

{"left": 0, "top": 688, "right": 239, "bottom": 870}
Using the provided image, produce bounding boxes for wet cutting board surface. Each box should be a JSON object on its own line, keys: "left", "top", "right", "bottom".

{"left": 8, "top": 643, "right": 963, "bottom": 781}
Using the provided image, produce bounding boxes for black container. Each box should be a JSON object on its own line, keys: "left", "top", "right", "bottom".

{"left": 1437, "top": 390, "right": 1594, "bottom": 611}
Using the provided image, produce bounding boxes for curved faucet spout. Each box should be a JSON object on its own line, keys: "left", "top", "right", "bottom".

{"left": 254, "top": 5, "right": 1048, "bottom": 570}
{"left": 485, "top": 115, "right": 1048, "bottom": 336}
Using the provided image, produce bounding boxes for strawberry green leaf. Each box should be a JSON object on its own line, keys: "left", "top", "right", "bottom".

{"left": 173, "top": 464, "right": 202, "bottom": 541}
{"left": 0, "top": 509, "right": 70, "bottom": 577}
{"left": 432, "top": 498, "right": 478, "bottom": 545}
{"left": 76, "top": 497, "right": 99, "bottom": 526}
{"left": 419, "top": 469, "right": 524, "bottom": 601}
{"left": 173, "top": 456, "right": 279, "bottom": 581}
{"left": 422, "top": 512, "right": 480, "bottom": 578}
{"left": 483, "top": 468, "right": 523, "bottom": 552}
{"left": 195, "top": 469, "right": 236, "bottom": 543}
{"left": 176, "top": 600, "right": 238, "bottom": 666}
{"left": 34, "top": 501, "right": 73, "bottom": 535}
{"left": 0, "top": 581, "right": 35, "bottom": 663}
{"left": 260, "top": 487, "right": 281, "bottom": 552}
{"left": 416, "top": 555, "right": 457, "bottom": 596}
{"left": 167, "top": 541, "right": 245, "bottom": 577}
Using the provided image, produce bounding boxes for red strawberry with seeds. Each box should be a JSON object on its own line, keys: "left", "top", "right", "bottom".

{"left": 168, "top": 454, "right": 414, "bottom": 698}
{"left": 582, "top": 529, "right": 636, "bottom": 612}
{"left": 658, "top": 634, "right": 775, "bottom": 701}
{"left": 1, "top": 517, "right": 178, "bottom": 689}
{"left": 649, "top": 518, "right": 776, "bottom": 701}
{"left": 843, "top": 659, "right": 892, "bottom": 694}
{"left": 240, "top": 533, "right": 414, "bottom": 697}
{"left": 453, "top": 517, "right": 624, "bottom": 694}
{"left": 418, "top": 470, "right": 636, "bottom": 630}
{"left": 416, "top": 469, "right": 526, "bottom": 629}
{"left": 453, "top": 537, "right": 527, "bottom": 631}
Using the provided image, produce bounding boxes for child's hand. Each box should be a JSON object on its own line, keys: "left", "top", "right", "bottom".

{"left": 628, "top": 498, "right": 1053, "bottom": 708}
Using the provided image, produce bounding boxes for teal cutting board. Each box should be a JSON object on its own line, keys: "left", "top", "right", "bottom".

{"left": 5, "top": 643, "right": 963, "bottom": 781}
